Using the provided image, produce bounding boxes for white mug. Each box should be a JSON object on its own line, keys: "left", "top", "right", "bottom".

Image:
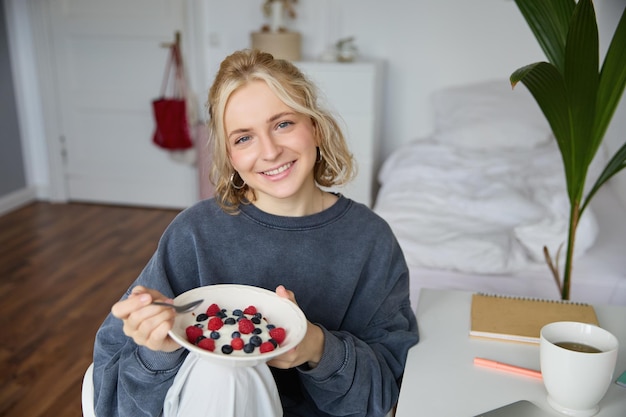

{"left": 540, "top": 321, "right": 619, "bottom": 417}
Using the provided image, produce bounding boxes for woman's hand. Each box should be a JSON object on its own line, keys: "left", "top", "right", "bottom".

{"left": 111, "top": 285, "right": 181, "bottom": 352}
{"left": 267, "top": 285, "right": 325, "bottom": 370}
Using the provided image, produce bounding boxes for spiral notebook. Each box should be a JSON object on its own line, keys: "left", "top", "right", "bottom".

{"left": 470, "top": 293, "right": 599, "bottom": 344}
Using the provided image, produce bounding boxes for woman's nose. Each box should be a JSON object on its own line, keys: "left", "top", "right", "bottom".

{"left": 259, "top": 135, "right": 282, "bottom": 160}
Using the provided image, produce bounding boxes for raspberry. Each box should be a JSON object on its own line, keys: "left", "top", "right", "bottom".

{"left": 238, "top": 318, "right": 255, "bottom": 334}
{"left": 185, "top": 325, "right": 203, "bottom": 343}
{"left": 269, "top": 327, "right": 286, "bottom": 344}
{"left": 206, "top": 303, "right": 221, "bottom": 317}
{"left": 243, "top": 305, "right": 257, "bottom": 315}
{"left": 197, "top": 338, "right": 215, "bottom": 351}
{"left": 207, "top": 316, "right": 223, "bottom": 331}
{"left": 231, "top": 337, "right": 244, "bottom": 350}
{"left": 259, "top": 341, "right": 275, "bottom": 353}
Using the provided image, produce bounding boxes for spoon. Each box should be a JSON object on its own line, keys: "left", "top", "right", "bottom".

{"left": 151, "top": 299, "right": 204, "bottom": 314}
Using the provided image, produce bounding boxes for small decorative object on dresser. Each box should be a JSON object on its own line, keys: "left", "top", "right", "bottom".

{"left": 251, "top": 0, "right": 301, "bottom": 61}
{"left": 336, "top": 37, "right": 358, "bottom": 63}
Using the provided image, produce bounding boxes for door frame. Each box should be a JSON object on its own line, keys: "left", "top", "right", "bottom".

{"left": 10, "top": 0, "right": 209, "bottom": 204}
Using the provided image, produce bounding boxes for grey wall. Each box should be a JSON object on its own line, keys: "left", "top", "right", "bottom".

{"left": 0, "top": 0, "right": 26, "bottom": 197}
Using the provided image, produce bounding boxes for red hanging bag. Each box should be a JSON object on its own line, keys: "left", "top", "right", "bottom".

{"left": 151, "top": 42, "right": 193, "bottom": 150}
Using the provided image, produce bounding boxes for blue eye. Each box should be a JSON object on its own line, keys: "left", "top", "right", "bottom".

{"left": 234, "top": 135, "right": 251, "bottom": 145}
{"left": 277, "top": 121, "right": 293, "bottom": 129}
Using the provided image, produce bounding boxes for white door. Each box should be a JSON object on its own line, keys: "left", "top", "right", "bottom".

{"left": 42, "top": 0, "right": 199, "bottom": 208}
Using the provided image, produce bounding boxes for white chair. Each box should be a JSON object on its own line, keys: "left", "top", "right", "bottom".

{"left": 81, "top": 361, "right": 395, "bottom": 417}
{"left": 82, "top": 363, "right": 96, "bottom": 417}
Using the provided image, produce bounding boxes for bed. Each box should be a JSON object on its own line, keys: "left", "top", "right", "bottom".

{"left": 373, "top": 79, "right": 626, "bottom": 311}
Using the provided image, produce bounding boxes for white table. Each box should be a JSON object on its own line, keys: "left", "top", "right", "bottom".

{"left": 395, "top": 289, "right": 626, "bottom": 417}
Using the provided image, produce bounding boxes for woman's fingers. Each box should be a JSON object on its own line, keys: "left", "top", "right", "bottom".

{"left": 112, "top": 286, "right": 179, "bottom": 352}
{"left": 130, "top": 307, "right": 176, "bottom": 348}
{"left": 111, "top": 291, "right": 152, "bottom": 319}
{"left": 275, "top": 285, "right": 297, "bottom": 304}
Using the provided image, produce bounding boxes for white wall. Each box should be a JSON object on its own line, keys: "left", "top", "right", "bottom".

{"left": 200, "top": 0, "right": 625, "bottom": 205}
{"left": 8, "top": 0, "right": 626, "bottom": 209}
{"left": 203, "top": 0, "right": 544, "bottom": 159}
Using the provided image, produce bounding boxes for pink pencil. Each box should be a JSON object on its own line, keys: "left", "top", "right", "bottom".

{"left": 474, "top": 357, "right": 543, "bottom": 380}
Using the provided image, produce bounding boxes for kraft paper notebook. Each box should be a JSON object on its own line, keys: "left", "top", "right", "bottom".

{"left": 470, "top": 293, "right": 599, "bottom": 344}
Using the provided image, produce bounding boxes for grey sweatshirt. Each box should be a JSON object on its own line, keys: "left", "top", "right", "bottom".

{"left": 93, "top": 195, "right": 419, "bottom": 417}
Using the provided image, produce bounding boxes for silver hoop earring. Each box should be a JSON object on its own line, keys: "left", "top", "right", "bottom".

{"left": 229, "top": 172, "right": 245, "bottom": 190}
{"left": 316, "top": 147, "right": 323, "bottom": 163}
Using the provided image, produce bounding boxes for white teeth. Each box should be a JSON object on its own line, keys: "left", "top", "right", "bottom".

{"left": 263, "top": 162, "right": 292, "bottom": 176}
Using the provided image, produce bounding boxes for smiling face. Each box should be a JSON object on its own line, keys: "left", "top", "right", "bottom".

{"left": 224, "top": 80, "right": 319, "bottom": 215}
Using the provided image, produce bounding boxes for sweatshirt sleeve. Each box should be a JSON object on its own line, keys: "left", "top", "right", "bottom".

{"left": 92, "top": 214, "right": 199, "bottom": 417}
{"left": 93, "top": 311, "right": 187, "bottom": 417}
{"left": 297, "top": 237, "right": 419, "bottom": 416}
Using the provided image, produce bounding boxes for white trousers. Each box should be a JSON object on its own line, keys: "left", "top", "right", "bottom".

{"left": 163, "top": 352, "right": 283, "bottom": 417}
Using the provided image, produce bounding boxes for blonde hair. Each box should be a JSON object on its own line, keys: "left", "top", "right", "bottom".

{"left": 206, "top": 49, "right": 355, "bottom": 213}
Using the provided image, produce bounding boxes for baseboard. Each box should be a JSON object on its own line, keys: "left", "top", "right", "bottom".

{"left": 0, "top": 186, "right": 38, "bottom": 216}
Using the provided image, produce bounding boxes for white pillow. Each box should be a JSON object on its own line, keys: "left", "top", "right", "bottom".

{"left": 431, "top": 79, "right": 552, "bottom": 149}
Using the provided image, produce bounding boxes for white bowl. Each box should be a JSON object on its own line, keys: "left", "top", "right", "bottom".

{"left": 169, "top": 284, "right": 307, "bottom": 367}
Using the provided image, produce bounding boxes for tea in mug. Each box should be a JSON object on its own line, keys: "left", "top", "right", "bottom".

{"left": 555, "top": 341, "right": 603, "bottom": 353}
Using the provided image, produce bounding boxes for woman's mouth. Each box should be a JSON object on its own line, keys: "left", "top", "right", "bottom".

{"left": 262, "top": 162, "right": 293, "bottom": 176}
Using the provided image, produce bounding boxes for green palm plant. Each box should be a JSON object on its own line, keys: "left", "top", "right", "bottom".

{"left": 510, "top": 0, "right": 626, "bottom": 300}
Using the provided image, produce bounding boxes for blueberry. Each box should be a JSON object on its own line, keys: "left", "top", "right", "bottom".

{"left": 269, "top": 339, "right": 278, "bottom": 348}
{"left": 217, "top": 311, "right": 227, "bottom": 319}
{"left": 210, "top": 331, "right": 220, "bottom": 340}
{"left": 250, "top": 335, "right": 262, "bottom": 347}
{"left": 231, "top": 331, "right": 241, "bottom": 338}
{"left": 252, "top": 328, "right": 262, "bottom": 335}
{"left": 221, "top": 345, "right": 234, "bottom": 354}
{"left": 266, "top": 324, "right": 275, "bottom": 330}
{"left": 196, "top": 335, "right": 206, "bottom": 344}
{"left": 196, "top": 313, "right": 208, "bottom": 322}
{"left": 243, "top": 343, "right": 255, "bottom": 353}
{"left": 224, "top": 317, "right": 236, "bottom": 325}
{"left": 233, "top": 309, "right": 243, "bottom": 316}
{"left": 253, "top": 313, "right": 262, "bottom": 320}
{"left": 194, "top": 323, "right": 204, "bottom": 328}
{"left": 251, "top": 317, "right": 261, "bottom": 324}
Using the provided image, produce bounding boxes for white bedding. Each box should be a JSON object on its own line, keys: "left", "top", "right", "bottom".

{"left": 374, "top": 139, "right": 600, "bottom": 275}
{"left": 398, "top": 184, "right": 626, "bottom": 311}
{"left": 373, "top": 79, "right": 626, "bottom": 309}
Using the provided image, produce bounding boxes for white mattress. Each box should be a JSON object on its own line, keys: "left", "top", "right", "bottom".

{"left": 404, "top": 183, "right": 626, "bottom": 312}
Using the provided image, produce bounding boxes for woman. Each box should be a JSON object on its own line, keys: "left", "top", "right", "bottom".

{"left": 93, "top": 49, "right": 418, "bottom": 417}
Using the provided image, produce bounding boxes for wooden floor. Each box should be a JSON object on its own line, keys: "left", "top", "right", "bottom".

{"left": 0, "top": 201, "right": 180, "bottom": 417}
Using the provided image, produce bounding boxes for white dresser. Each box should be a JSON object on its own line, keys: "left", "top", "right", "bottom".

{"left": 296, "top": 61, "right": 384, "bottom": 207}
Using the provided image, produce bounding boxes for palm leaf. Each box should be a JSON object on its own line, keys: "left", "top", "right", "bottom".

{"left": 512, "top": 0, "right": 626, "bottom": 299}
{"left": 513, "top": 0, "right": 575, "bottom": 72}
{"left": 595, "top": 9, "right": 626, "bottom": 141}
{"left": 581, "top": 9, "right": 626, "bottom": 215}
{"left": 582, "top": 142, "right": 626, "bottom": 215}
{"left": 510, "top": 63, "right": 577, "bottom": 200}
{"left": 562, "top": 0, "right": 598, "bottom": 202}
